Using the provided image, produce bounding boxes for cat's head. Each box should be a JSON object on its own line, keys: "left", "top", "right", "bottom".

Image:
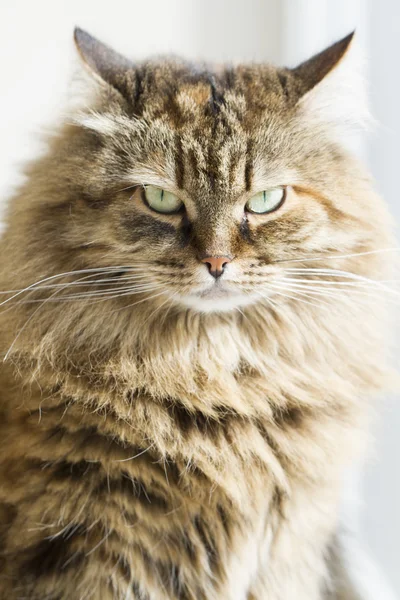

{"left": 8, "top": 29, "right": 389, "bottom": 317}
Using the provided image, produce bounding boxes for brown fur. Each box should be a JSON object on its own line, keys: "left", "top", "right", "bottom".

{"left": 0, "top": 29, "right": 394, "bottom": 599}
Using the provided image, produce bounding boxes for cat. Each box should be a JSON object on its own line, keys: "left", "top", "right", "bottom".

{"left": 0, "top": 27, "right": 394, "bottom": 600}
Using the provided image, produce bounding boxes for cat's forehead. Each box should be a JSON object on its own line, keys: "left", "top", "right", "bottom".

{"left": 87, "top": 61, "right": 299, "bottom": 200}
{"left": 131, "top": 60, "right": 294, "bottom": 126}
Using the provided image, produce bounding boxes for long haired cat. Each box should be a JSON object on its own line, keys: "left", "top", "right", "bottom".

{"left": 0, "top": 28, "right": 394, "bottom": 600}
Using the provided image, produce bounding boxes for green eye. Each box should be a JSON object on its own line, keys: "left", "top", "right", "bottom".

{"left": 144, "top": 186, "right": 183, "bottom": 214}
{"left": 245, "top": 187, "right": 285, "bottom": 214}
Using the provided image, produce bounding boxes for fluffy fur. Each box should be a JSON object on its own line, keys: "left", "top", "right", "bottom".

{"left": 0, "top": 29, "right": 394, "bottom": 599}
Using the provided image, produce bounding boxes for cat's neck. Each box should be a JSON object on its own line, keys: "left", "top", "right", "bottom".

{"left": 5, "top": 295, "right": 387, "bottom": 421}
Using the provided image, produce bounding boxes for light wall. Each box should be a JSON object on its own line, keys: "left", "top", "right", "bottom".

{"left": 362, "top": 0, "right": 400, "bottom": 591}
{"left": 0, "top": 0, "right": 398, "bottom": 594}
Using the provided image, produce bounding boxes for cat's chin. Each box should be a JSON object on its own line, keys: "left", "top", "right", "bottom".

{"left": 175, "top": 288, "right": 259, "bottom": 313}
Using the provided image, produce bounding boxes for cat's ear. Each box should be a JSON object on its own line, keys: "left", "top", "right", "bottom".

{"left": 74, "top": 27, "right": 134, "bottom": 97}
{"left": 291, "top": 32, "right": 370, "bottom": 136}
{"left": 292, "top": 33, "right": 355, "bottom": 95}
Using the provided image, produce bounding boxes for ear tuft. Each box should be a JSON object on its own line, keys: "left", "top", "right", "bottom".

{"left": 73, "top": 27, "right": 133, "bottom": 96}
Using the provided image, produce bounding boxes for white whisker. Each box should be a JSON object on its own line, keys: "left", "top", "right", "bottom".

{"left": 85, "top": 529, "right": 111, "bottom": 556}
{"left": 272, "top": 281, "right": 400, "bottom": 309}
{"left": 254, "top": 290, "right": 307, "bottom": 330}
{"left": 0, "top": 266, "right": 130, "bottom": 307}
{"left": 105, "top": 290, "right": 168, "bottom": 316}
{"left": 276, "top": 280, "right": 381, "bottom": 295}
{"left": 271, "top": 283, "right": 347, "bottom": 299}
{"left": 269, "top": 284, "right": 334, "bottom": 307}
{"left": 159, "top": 292, "right": 179, "bottom": 327}
{"left": 114, "top": 445, "right": 154, "bottom": 463}
{"left": 63, "top": 285, "right": 165, "bottom": 309}
{"left": 55, "top": 283, "right": 162, "bottom": 301}
{"left": 141, "top": 291, "right": 178, "bottom": 326}
{"left": 281, "top": 276, "right": 389, "bottom": 287}
{"left": 2, "top": 269, "right": 151, "bottom": 358}
{"left": 266, "top": 288, "right": 331, "bottom": 310}
{"left": 274, "top": 247, "right": 400, "bottom": 264}
{"left": 284, "top": 269, "right": 400, "bottom": 298}
{"left": 5, "top": 284, "right": 163, "bottom": 304}
{"left": 4, "top": 285, "right": 69, "bottom": 361}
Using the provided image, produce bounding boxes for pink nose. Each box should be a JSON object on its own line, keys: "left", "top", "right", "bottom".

{"left": 201, "top": 256, "right": 232, "bottom": 279}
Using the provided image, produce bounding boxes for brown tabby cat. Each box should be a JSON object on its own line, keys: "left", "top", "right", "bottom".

{"left": 0, "top": 28, "right": 394, "bottom": 600}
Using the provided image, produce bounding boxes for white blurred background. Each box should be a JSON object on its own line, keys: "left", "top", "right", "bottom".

{"left": 0, "top": 0, "right": 398, "bottom": 594}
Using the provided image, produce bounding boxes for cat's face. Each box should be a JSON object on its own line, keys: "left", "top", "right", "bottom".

{"left": 103, "top": 127, "right": 343, "bottom": 314}
{"left": 20, "top": 30, "right": 385, "bottom": 315}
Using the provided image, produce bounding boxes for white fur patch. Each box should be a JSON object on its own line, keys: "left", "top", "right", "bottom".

{"left": 177, "top": 291, "right": 259, "bottom": 313}
{"left": 72, "top": 110, "right": 133, "bottom": 135}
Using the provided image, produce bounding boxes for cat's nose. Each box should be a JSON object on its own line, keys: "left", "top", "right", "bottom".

{"left": 201, "top": 256, "right": 232, "bottom": 279}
